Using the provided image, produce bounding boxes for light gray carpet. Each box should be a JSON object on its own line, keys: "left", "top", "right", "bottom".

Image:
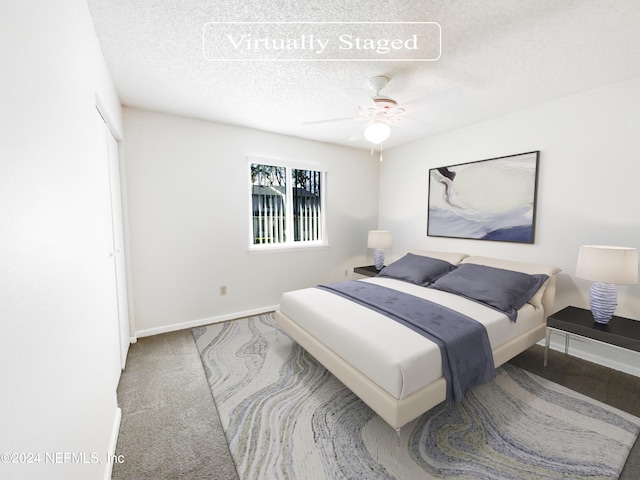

{"left": 111, "top": 329, "right": 238, "bottom": 480}
{"left": 194, "top": 314, "right": 640, "bottom": 480}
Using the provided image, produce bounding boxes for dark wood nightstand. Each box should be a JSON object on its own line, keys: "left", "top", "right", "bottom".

{"left": 544, "top": 306, "right": 640, "bottom": 367}
{"left": 353, "top": 265, "right": 382, "bottom": 278}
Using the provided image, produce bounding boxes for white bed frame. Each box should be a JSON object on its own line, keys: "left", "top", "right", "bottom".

{"left": 275, "top": 254, "right": 559, "bottom": 430}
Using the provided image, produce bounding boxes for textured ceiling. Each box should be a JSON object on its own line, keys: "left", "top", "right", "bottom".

{"left": 87, "top": 0, "right": 640, "bottom": 150}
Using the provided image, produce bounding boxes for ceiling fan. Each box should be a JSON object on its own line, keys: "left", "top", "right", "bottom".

{"left": 304, "top": 75, "right": 431, "bottom": 146}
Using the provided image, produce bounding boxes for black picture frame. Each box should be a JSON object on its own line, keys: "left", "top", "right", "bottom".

{"left": 427, "top": 151, "right": 540, "bottom": 244}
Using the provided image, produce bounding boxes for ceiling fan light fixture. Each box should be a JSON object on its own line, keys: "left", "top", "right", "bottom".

{"left": 364, "top": 121, "right": 391, "bottom": 144}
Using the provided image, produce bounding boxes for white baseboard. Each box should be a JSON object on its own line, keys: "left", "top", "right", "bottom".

{"left": 133, "top": 307, "right": 640, "bottom": 377}
{"left": 540, "top": 336, "right": 640, "bottom": 378}
{"left": 135, "top": 305, "right": 280, "bottom": 338}
{"left": 104, "top": 407, "right": 122, "bottom": 480}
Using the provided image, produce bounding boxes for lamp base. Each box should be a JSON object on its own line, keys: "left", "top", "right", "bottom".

{"left": 374, "top": 248, "right": 385, "bottom": 271}
{"left": 589, "top": 282, "right": 617, "bottom": 324}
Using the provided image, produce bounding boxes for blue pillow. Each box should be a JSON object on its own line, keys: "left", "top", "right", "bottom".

{"left": 429, "top": 263, "right": 549, "bottom": 321}
{"left": 378, "top": 253, "right": 455, "bottom": 286}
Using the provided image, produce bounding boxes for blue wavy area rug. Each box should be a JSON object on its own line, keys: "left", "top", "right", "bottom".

{"left": 193, "top": 314, "right": 640, "bottom": 480}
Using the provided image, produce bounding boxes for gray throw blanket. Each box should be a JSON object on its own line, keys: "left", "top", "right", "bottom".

{"left": 317, "top": 281, "right": 495, "bottom": 402}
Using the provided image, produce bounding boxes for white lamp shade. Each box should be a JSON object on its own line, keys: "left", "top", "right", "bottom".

{"left": 363, "top": 122, "right": 391, "bottom": 144}
{"left": 576, "top": 245, "right": 638, "bottom": 285}
{"left": 367, "top": 230, "right": 392, "bottom": 249}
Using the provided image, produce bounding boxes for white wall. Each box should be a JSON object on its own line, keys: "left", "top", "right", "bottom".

{"left": 379, "top": 77, "right": 640, "bottom": 375}
{"left": 123, "top": 108, "right": 379, "bottom": 336}
{"left": 0, "top": 1, "right": 123, "bottom": 479}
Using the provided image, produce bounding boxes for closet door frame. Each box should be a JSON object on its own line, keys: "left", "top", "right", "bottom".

{"left": 96, "top": 105, "right": 131, "bottom": 369}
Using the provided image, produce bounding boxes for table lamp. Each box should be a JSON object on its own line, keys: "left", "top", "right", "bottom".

{"left": 367, "top": 230, "right": 392, "bottom": 271}
{"left": 575, "top": 245, "right": 638, "bottom": 324}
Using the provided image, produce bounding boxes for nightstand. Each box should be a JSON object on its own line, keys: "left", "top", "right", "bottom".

{"left": 353, "top": 265, "right": 382, "bottom": 279}
{"left": 544, "top": 306, "right": 640, "bottom": 367}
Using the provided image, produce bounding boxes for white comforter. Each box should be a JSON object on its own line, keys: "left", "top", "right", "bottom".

{"left": 279, "top": 277, "right": 542, "bottom": 400}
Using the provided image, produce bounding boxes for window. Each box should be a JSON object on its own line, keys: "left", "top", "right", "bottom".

{"left": 250, "top": 160, "right": 325, "bottom": 248}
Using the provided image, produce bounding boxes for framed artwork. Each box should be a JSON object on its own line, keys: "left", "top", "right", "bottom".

{"left": 427, "top": 151, "right": 540, "bottom": 243}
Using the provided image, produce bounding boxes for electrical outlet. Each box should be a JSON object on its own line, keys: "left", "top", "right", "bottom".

{"left": 344, "top": 270, "right": 348, "bottom": 277}
{"left": 220, "top": 285, "right": 227, "bottom": 296}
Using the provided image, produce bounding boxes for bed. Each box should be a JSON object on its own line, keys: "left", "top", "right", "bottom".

{"left": 275, "top": 250, "right": 561, "bottom": 430}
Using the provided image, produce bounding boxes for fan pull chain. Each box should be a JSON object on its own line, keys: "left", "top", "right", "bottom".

{"left": 370, "top": 142, "right": 384, "bottom": 162}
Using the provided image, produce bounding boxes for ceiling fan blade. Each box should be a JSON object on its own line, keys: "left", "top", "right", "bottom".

{"left": 348, "top": 122, "right": 370, "bottom": 141}
{"left": 401, "top": 87, "right": 462, "bottom": 114}
{"left": 302, "top": 116, "right": 362, "bottom": 126}
{"left": 395, "top": 115, "right": 432, "bottom": 129}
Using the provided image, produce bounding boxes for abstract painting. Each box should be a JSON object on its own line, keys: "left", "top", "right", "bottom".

{"left": 427, "top": 151, "right": 540, "bottom": 243}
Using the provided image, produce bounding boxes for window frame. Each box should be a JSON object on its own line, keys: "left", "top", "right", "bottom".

{"left": 248, "top": 156, "right": 328, "bottom": 252}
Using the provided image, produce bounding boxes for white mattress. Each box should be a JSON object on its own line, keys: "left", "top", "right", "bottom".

{"left": 279, "top": 277, "right": 543, "bottom": 400}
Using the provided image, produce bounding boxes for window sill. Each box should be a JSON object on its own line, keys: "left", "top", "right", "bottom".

{"left": 249, "top": 242, "right": 330, "bottom": 254}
